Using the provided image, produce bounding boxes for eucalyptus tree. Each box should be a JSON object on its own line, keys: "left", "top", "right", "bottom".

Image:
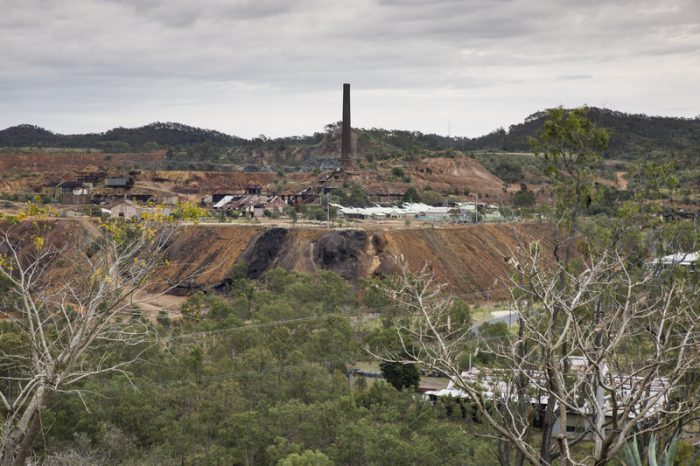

{"left": 371, "top": 108, "right": 700, "bottom": 466}
{"left": 0, "top": 203, "right": 202, "bottom": 466}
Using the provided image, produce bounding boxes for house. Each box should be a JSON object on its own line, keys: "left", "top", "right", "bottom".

{"left": 105, "top": 177, "right": 134, "bottom": 194}
{"left": 414, "top": 206, "right": 469, "bottom": 222}
{"left": 214, "top": 195, "right": 287, "bottom": 218}
{"left": 263, "top": 196, "right": 286, "bottom": 213}
{"left": 41, "top": 181, "right": 62, "bottom": 198}
{"left": 424, "top": 367, "right": 670, "bottom": 438}
{"left": 110, "top": 200, "right": 140, "bottom": 220}
{"left": 109, "top": 200, "right": 171, "bottom": 220}
{"left": 41, "top": 181, "right": 91, "bottom": 203}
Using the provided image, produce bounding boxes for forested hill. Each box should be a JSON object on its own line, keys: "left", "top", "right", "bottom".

{"left": 2, "top": 108, "right": 699, "bottom": 159}
{"left": 362, "top": 108, "right": 700, "bottom": 158}
{"left": 0, "top": 122, "right": 242, "bottom": 152}
{"left": 461, "top": 108, "right": 700, "bottom": 158}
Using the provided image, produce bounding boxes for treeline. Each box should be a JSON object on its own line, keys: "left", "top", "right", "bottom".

{"left": 0, "top": 122, "right": 241, "bottom": 152}
{"left": 26, "top": 268, "right": 498, "bottom": 465}
{"left": 458, "top": 108, "right": 700, "bottom": 159}
{"left": 3, "top": 108, "right": 699, "bottom": 161}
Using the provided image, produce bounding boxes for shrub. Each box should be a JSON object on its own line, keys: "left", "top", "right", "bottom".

{"left": 494, "top": 160, "right": 524, "bottom": 183}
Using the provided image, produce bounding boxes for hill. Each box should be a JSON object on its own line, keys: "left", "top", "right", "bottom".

{"left": 2, "top": 107, "right": 699, "bottom": 167}
{"left": 142, "top": 109, "right": 700, "bottom": 167}
{"left": 459, "top": 108, "right": 700, "bottom": 159}
{"left": 146, "top": 221, "right": 554, "bottom": 301}
{"left": 0, "top": 122, "right": 242, "bottom": 152}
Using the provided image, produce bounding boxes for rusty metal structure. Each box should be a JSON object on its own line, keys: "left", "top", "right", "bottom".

{"left": 340, "top": 83, "right": 353, "bottom": 169}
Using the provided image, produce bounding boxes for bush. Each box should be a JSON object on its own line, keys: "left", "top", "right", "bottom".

{"left": 420, "top": 190, "right": 445, "bottom": 206}
{"left": 302, "top": 206, "right": 335, "bottom": 221}
{"left": 380, "top": 361, "right": 420, "bottom": 390}
{"left": 335, "top": 184, "right": 369, "bottom": 207}
{"left": 494, "top": 160, "right": 524, "bottom": 183}
{"left": 512, "top": 187, "right": 535, "bottom": 207}
{"left": 403, "top": 187, "right": 421, "bottom": 203}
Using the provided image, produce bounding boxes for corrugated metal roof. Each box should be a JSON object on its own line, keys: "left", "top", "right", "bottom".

{"left": 332, "top": 202, "right": 471, "bottom": 218}
{"left": 213, "top": 195, "right": 234, "bottom": 209}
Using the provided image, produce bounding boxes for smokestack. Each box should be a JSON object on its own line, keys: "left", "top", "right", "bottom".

{"left": 341, "top": 83, "right": 352, "bottom": 169}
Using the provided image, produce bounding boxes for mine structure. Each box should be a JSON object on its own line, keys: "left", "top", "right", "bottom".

{"left": 340, "top": 83, "right": 353, "bottom": 169}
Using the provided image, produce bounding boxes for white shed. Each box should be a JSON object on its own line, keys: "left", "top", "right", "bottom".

{"left": 110, "top": 200, "right": 140, "bottom": 220}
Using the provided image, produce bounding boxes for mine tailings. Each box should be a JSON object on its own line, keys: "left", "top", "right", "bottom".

{"left": 162, "top": 222, "right": 553, "bottom": 302}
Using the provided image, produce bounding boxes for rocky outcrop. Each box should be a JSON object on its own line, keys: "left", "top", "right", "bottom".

{"left": 314, "top": 230, "right": 368, "bottom": 280}
{"left": 238, "top": 228, "right": 288, "bottom": 279}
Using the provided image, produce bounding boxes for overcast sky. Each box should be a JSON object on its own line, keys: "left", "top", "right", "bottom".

{"left": 1, "top": 0, "right": 699, "bottom": 138}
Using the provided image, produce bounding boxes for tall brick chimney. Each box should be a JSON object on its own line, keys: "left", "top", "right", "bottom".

{"left": 340, "top": 83, "right": 352, "bottom": 169}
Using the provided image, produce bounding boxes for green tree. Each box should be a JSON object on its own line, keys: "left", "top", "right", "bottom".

{"left": 530, "top": 106, "right": 610, "bottom": 267}
{"left": 379, "top": 360, "right": 420, "bottom": 391}
{"left": 278, "top": 449, "right": 333, "bottom": 466}
{"left": 403, "top": 187, "right": 421, "bottom": 203}
{"left": 512, "top": 184, "right": 535, "bottom": 207}
{"left": 494, "top": 159, "right": 523, "bottom": 183}
{"left": 420, "top": 190, "right": 445, "bottom": 206}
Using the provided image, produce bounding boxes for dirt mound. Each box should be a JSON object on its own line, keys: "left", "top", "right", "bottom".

{"left": 2, "top": 219, "right": 552, "bottom": 304}
{"left": 160, "top": 225, "right": 263, "bottom": 288}
{"left": 375, "top": 224, "right": 547, "bottom": 299}
{"left": 159, "top": 222, "right": 552, "bottom": 302}
{"left": 409, "top": 157, "right": 504, "bottom": 195}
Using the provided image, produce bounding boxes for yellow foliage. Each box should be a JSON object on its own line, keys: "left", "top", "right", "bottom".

{"left": 0, "top": 254, "right": 12, "bottom": 271}
{"left": 174, "top": 201, "right": 205, "bottom": 224}
{"left": 33, "top": 236, "right": 45, "bottom": 251}
{"left": 16, "top": 200, "right": 56, "bottom": 221}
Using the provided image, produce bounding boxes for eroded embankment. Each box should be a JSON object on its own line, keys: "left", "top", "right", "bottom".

{"left": 162, "top": 222, "right": 553, "bottom": 301}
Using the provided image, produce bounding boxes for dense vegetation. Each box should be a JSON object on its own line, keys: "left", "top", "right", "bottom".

{"left": 0, "top": 123, "right": 241, "bottom": 152}
{"left": 11, "top": 268, "right": 497, "bottom": 465}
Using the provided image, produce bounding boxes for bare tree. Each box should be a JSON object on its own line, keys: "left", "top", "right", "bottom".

{"left": 0, "top": 208, "right": 192, "bottom": 466}
{"left": 371, "top": 246, "right": 699, "bottom": 466}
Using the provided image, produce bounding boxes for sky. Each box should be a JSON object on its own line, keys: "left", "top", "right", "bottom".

{"left": 1, "top": 0, "right": 699, "bottom": 139}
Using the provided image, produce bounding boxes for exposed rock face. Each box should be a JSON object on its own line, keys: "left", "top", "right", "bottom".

{"left": 238, "top": 228, "right": 288, "bottom": 279}
{"left": 157, "top": 223, "right": 553, "bottom": 302}
{"left": 314, "top": 230, "right": 368, "bottom": 280}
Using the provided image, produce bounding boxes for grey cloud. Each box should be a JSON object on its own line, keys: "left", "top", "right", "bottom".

{"left": 106, "top": 0, "right": 304, "bottom": 26}
{"left": 0, "top": 0, "right": 699, "bottom": 136}
{"left": 557, "top": 74, "right": 594, "bottom": 81}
